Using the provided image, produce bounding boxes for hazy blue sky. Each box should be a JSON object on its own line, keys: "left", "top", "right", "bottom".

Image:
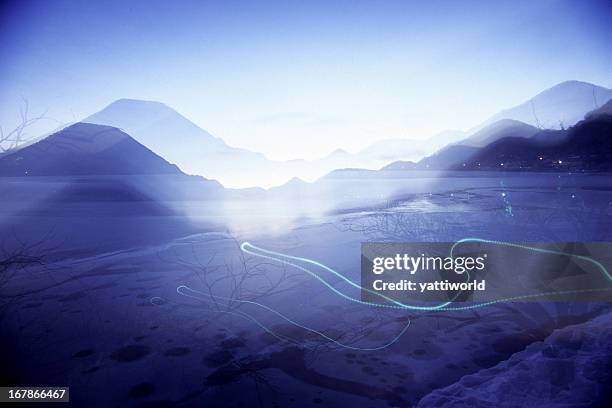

{"left": 1, "top": 0, "right": 611, "bottom": 159}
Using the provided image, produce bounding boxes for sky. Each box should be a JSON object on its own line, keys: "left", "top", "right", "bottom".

{"left": 1, "top": 0, "right": 612, "bottom": 160}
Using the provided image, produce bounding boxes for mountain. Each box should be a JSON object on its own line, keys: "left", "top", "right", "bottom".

{"left": 0, "top": 121, "right": 229, "bottom": 201}
{"left": 460, "top": 114, "right": 612, "bottom": 171}
{"left": 375, "top": 80, "right": 612, "bottom": 170}
{"left": 461, "top": 119, "right": 539, "bottom": 147}
{"left": 0, "top": 122, "right": 227, "bottom": 255}
{"left": 84, "top": 99, "right": 438, "bottom": 187}
{"left": 382, "top": 97, "right": 612, "bottom": 173}
{"left": 0, "top": 122, "right": 226, "bottom": 199}
{"left": 355, "top": 138, "right": 428, "bottom": 163}
{"left": 84, "top": 99, "right": 227, "bottom": 150}
{"left": 480, "top": 80, "right": 612, "bottom": 130}
{"left": 351, "top": 131, "right": 471, "bottom": 167}
{"left": 84, "top": 99, "right": 284, "bottom": 188}
{"left": 382, "top": 144, "right": 480, "bottom": 171}
{"left": 0, "top": 123, "right": 228, "bottom": 258}
{"left": 380, "top": 160, "right": 420, "bottom": 171}
{"left": 586, "top": 98, "right": 612, "bottom": 119}
{"left": 0, "top": 122, "right": 185, "bottom": 176}
{"left": 323, "top": 148, "right": 350, "bottom": 159}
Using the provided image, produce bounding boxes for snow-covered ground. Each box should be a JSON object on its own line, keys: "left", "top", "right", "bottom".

{"left": 1, "top": 171, "right": 611, "bottom": 407}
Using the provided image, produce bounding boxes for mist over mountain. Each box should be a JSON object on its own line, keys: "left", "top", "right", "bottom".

{"left": 380, "top": 113, "right": 612, "bottom": 175}
{"left": 334, "top": 80, "right": 612, "bottom": 176}
{"left": 382, "top": 144, "right": 480, "bottom": 171}
{"left": 586, "top": 98, "right": 612, "bottom": 119}
{"left": 460, "top": 114, "right": 612, "bottom": 171}
{"left": 0, "top": 122, "right": 227, "bottom": 253}
{"left": 380, "top": 121, "right": 535, "bottom": 171}
{"left": 426, "top": 129, "right": 467, "bottom": 149}
{"left": 370, "top": 95, "right": 612, "bottom": 174}
{"left": 84, "top": 99, "right": 283, "bottom": 187}
{"left": 480, "top": 80, "right": 612, "bottom": 130}
{"left": 67, "top": 81, "right": 612, "bottom": 188}
{"left": 345, "top": 130, "right": 467, "bottom": 167}
{"left": 461, "top": 119, "right": 539, "bottom": 147}
{"left": 83, "top": 99, "right": 437, "bottom": 187}
{"left": 0, "top": 122, "right": 184, "bottom": 176}
{"left": 0, "top": 122, "right": 227, "bottom": 199}
{"left": 356, "top": 138, "right": 428, "bottom": 162}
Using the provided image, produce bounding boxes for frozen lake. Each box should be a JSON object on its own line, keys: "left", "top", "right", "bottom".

{"left": 1, "top": 171, "right": 611, "bottom": 406}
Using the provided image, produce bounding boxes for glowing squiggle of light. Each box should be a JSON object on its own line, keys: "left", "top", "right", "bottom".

{"left": 167, "top": 239, "right": 611, "bottom": 351}
{"left": 240, "top": 242, "right": 456, "bottom": 311}
{"left": 451, "top": 238, "right": 612, "bottom": 282}
{"left": 241, "top": 241, "right": 612, "bottom": 311}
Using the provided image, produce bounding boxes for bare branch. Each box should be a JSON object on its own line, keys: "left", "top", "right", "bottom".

{"left": 0, "top": 99, "right": 47, "bottom": 153}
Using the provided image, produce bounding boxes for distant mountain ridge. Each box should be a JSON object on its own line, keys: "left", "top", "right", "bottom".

{"left": 461, "top": 119, "right": 539, "bottom": 147}
{"left": 379, "top": 83, "right": 612, "bottom": 173}
{"left": 586, "top": 98, "right": 612, "bottom": 119}
{"left": 382, "top": 119, "right": 540, "bottom": 171}
{"left": 382, "top": 144, "right": 479, "bottom": 171}
{"left": 0, "top": 122, "right": 225, "bottom": 253}
{"left": 338, "top": 80, "right": 612, "bottom": 174}
{"left": 0, "top": 122, "right": 227, "bottom": 200}
{"left": 0, "top": 122, "right": 183, "bottom": 176}
{"left": 84, "top": 99, "right": 438, "bottom": 187}
{"left": 84, "top": 99, "right": 279, "bottom": 186}
{"left": 459, "top": 114, "right": 612, "bottom": 171}
{"left": 54, "top": 80, "right": 612, "bottom": 187}
{"left": 479, "top": 80, "right": 612, "bottom": 130}
{"left": 382, "top": 104, "right": 612, "bottom": 173}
